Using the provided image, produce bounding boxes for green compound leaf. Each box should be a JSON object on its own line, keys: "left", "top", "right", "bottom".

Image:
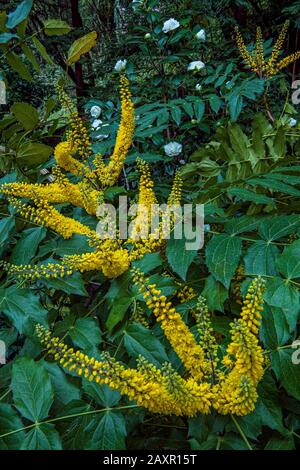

{"left": 205, "top": 233, "right": 242, "bottom": 288}
{"left": 20, "top": 424, "right": 62, "bottom": 450}
{"left": 167, "top": 236, "right": 198, "bottom": 281}
{"left": 69, "top": 317, "right": 101, "bottom": 353}
{"left": 11, "top": 358, "right": 54, "bottom": 422}
{"left": 124, "top": 322, "right": 169, "bottom": 367}
{"left": 244, "top": 240, "right": 279, "bottom": 276}
{"left": 0, "top": 404, "right": 26, "bottom": 450}
{"left": 0, "top": 286, "right": 48, "bottom": 333}
{"left": 11, "top": 227, "right": 46, "bottom": 264}
{"left": 270, "top": 348, "right": 300, "bottom": 401}
{"left": 85, "top": 411, "right": 127, "bottom": 450}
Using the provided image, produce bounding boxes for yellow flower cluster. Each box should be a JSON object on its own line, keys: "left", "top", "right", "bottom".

{"left": 132, "top": 267, "right": 209, "bottom": 382}
{"left": 56, "top": 84, "right": 92, "bottom": 161}
{"left": 194, "top": 296, "right": 219, "bottom": 381}
{"left": 0, "top": 75, "right": 184, "bottom": 282}
{"left": 213, "top": 278, "right": 266, "bottom": 416}
{"left": 36, "top": 276, "right": 267, "bottom": 417}
{"left": 7, "top": 195, "right": 95, "bottom": 239}
{"left": 128, "top": 161, "right": 183, "bottom": 261}
{"left": 176, "top": 285, "right": 196, "bottom": 303}
{"left": 36, "top": 325, "right": 212, "bottom": 417}
{"left": 91, "top": 75, "right": 135, "bottom": 187}
{"left": 235, "top": 21, "right": 300, "bottom": 78}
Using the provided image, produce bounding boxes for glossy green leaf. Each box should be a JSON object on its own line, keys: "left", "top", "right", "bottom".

{"left": 12, "top": 358, "right": 54, "bottom": 422}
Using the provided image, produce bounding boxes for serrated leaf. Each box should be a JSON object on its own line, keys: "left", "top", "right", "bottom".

{"left": 170, "top": 106, "right": 181, "bottom": 125}
{"left": 228, "top": 93, "right": 243, "bottom": 122}
{"left": 244, "top": 240, "right": 279, "bottom": 276}
{"left": 0, "top": 404, "right": 26, "bottom": 450}
{"left": 124, "top": 322, "right": 168, "bottom": 367}
{"left": 85, "top": 411, "right": 126, "bottom": 450}
{"left": 69, "top": 317, "right": 101, "bottom": 353}
{"left": 258, "top": 215, "right": 300, "bottom": 241}
{"left": 260, "top": 305, "right": 291, "bottom": 349}
{"left": 257, "top": 372, "right": 285, "bottom": 433}
{"left": 270, "top": 348, "right": 300, "bottom": 400}
{"left": 226, "top": 187, "right": 274, "bottom": 205}
{"left": 20, "top": 43, "right": 40, "bottom": 72}
{"left": 202, "top": 275, "right": 228, "bottom": 312}
{"left": 105, "top": 273, "right": 132, "bottom": 331}
{"left": 0, "top": 216, "right": 15, "bottom": 245}
{"left": 43, "top": 361, "right": 80, "bottom": 405}
{"left": 166, "top": 236, "right": 198, "bottom": 280}
{"left": 276, "top": 239, "right": 300, "bottom": 279}
{"left": 0, "top": 286, "right": 48, "bottom": 333}
{"left": 132, "top": 252, "right": 162, "bottom": 273}
{"left": 11, "top": 227, "right": 46, "bottom": 264}
{"left": 249, "top": 177, "right": 300, "bottom": 197}
{"left": 265, "top": 436, "right": 295, "bottom": 450}
{"left": 264, "top": 277, "right": 300, "bottom": 312}
{"left": 83, "top": 382, "right": 120, "bottom": 407}
{"left": 67, "top": 31, "right": 97, "bottom": 66}
{"left": 21, "top": 424, "right": 62, "bottom": 450}
{"left": 12, "top": 358, "right": 54, "bottom": 422}
{"left": 205, "top": 234, "right": 242, "bottom": 288}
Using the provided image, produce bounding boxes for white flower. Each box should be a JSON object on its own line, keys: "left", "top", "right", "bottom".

{"left": 114, "top": 59, "right": 127, "bottom": 72}
{"left": 162, "top": 18, "right": 180, "bottom": 33}
{"left": 187, "top": 61, "right": 205, "bottom": 71}
{"left": 164, "top": 141, "right": 182, "bottom": 157}
{"left": 90, "top": 105, "right": 101, "bottom": 119}
{"left": 195, "top": 83, "right": 202, "bottom": 91}
{"left": 289, "top": 117, "right": 297, "bottom": 127}
{"left": 92, "top": 119, "right": 102, "bottom": 130}
{"left": 195, "top": 29, "right": 206, "bottom": 41}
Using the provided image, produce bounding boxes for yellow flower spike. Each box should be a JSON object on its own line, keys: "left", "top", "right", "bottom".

{"left": 131, "top": 268, "right": 206, "bottom": 381}
{"left": 93, "top": 74, "right": 135, "bottom": 187}
{"left": 236, "top": 20, "right": 299, "bottom": 78}
{"left": 36, "top": 324, "right": 212, "bottom": 417}
{"left": 35, "top": 275, "right": 267, "bottom": 417}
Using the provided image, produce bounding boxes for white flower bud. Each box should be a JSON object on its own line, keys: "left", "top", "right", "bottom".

{"left": 164, "top": 141, "right": 182, "bottom": 157}
{"left": 114, "top": 59, "right": 127, "bottom": 72}
{"left": 162, "top": 18, "right": 180, "bottom": 33}
{"left": 90, "top": 105, "right": 101, "bottom": 119}
{"left": 195, "top": 29, "right": 206, "bottom": 41}
{"left": 187, "top": 61, "right": 205, "bottom": 71}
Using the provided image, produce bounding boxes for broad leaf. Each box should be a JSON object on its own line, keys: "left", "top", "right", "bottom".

{"left": 12, "top": 358, "right": 54, "bottom": 422}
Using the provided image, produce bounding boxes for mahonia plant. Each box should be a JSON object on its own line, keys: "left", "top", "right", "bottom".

{"left": 235, "top": 20, "right": 300, "bottom": 78}
{"left": 0, "top": 75, "right": 182, "bottom": 280}
{"left": 36, "top": 274, "right": 266, "bottom": 417}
